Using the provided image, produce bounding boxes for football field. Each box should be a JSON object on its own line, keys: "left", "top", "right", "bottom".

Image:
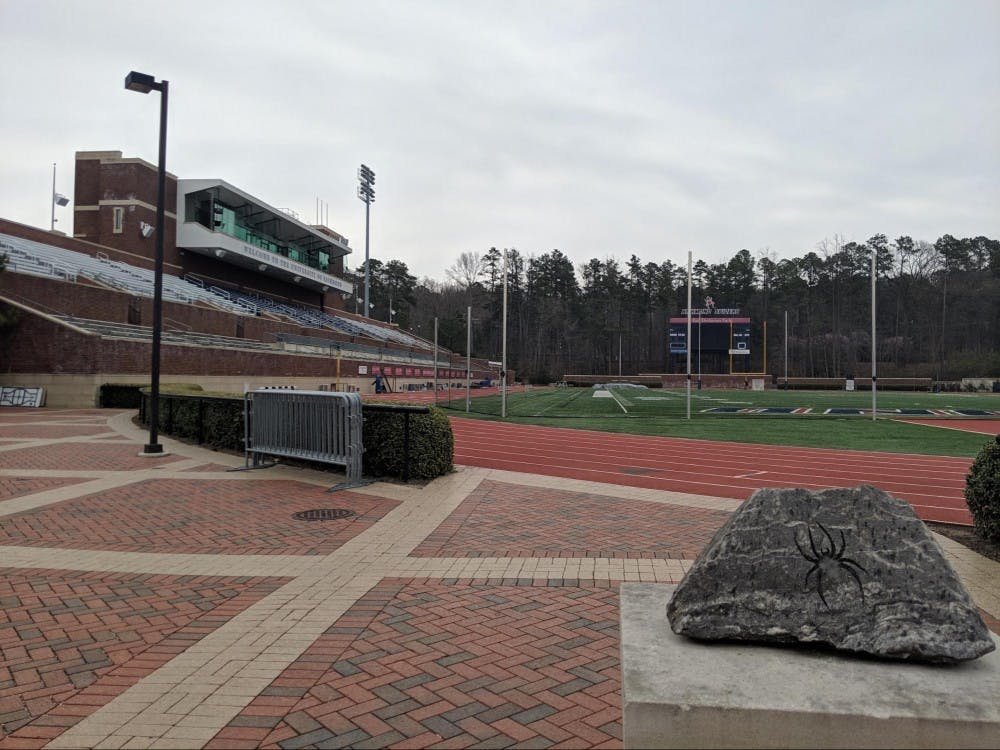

{"left": 434, "top": 386, "right": 1000, "bottom": 457}
{"left": 440, "top": 385, "right": 1000, "bottom": 420}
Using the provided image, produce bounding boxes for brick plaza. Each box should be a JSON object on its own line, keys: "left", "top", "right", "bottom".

{"left": 1, "top": 408, "right": 998, "bottom": 749}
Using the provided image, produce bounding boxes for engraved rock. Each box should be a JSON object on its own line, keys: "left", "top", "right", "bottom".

{"left": 667, "top": 485, "right": 995, "bottom": 663}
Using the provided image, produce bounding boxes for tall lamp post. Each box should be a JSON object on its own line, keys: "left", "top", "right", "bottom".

{"left": 125, "top": 70, "right": 168, "bottom": 456}
{"left": 357, "top": 164, "right": 375, "bottom": 318}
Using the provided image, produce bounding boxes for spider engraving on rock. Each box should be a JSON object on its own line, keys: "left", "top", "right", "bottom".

{"left": 794, "top": 522, "right": 867, "bottom": 610}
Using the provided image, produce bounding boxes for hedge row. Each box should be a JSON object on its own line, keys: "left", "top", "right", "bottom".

{"left": 134, "top": 388, "right": 454, "bottom": 481}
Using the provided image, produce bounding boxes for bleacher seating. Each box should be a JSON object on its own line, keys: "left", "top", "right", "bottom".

{"left": 1, "top": 233, "right": 255, "bottom": 315}
{"left": 274, "top": 332, "right": 436, "bottom": 365}
{"left": 2, "top": 231, "right": 432, "bottom": 353}
{"left": 192, "top": 279, "right": 430, "bottom": 349}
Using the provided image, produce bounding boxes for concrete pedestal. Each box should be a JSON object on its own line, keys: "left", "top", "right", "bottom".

{"left": 621, "top": 584, "right": 1000, "bottom": 749}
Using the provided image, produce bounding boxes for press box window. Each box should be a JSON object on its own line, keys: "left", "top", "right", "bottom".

{"left": 112, "top": 207, "right": 124, "bottom": 234}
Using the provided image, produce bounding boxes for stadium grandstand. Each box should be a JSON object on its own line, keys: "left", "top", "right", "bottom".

{"left": 0, "top": 150, "right": 491, "bottom": 406}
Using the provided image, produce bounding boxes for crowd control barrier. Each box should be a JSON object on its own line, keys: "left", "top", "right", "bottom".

{"left": 243, "top": 390, "right": 364, "bottom": 491}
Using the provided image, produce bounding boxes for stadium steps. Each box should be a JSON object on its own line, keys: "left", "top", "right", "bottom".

{"left": 52, "top": 316, "right": 278, "bottom": 352}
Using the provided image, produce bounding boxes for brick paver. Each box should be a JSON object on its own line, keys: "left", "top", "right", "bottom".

{"left": 0, "top": 426, "right": 113, "bottom": 439}
{"left": 0, "top": 444, "right": 185, "bottom": 472}
{"left": 0, "top": 568, "right": 288, "bottom": 747}
{"left": 0, "top": 480, "right": 400, "bottom": 555}
{"left": 413, "top": 480, "right": 729, "bottom": 559}
{"left": 207, "top": 580, "right": 622, "bottom": 750}
{"left": 0, "top": 479, "right": 91, "bottom": 504}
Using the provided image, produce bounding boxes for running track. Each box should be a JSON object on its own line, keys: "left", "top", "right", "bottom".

{"left": 366, "top": 391, "right": 978, "bottom": 525}
{"left": 448, "top": 418, "right": 975, "bottom": 526}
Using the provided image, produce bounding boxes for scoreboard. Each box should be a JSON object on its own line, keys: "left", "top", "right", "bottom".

{"left": 668, "top": 317, "right": 750, "bottom": 354}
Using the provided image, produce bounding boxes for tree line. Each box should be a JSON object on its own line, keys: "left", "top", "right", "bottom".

{"left": 356, "top": 234, "right": 1000, "bottom": 383}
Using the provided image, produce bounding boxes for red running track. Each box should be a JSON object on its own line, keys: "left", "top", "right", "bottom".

{"left": 448, "top": 417, "right": 974, "bottom": 525}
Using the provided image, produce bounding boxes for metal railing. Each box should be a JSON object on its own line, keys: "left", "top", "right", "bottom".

{"left": 243, "top": 390, "right": 365, "bottom": 490}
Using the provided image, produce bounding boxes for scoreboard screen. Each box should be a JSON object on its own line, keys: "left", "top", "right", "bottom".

{"left": 669, "top": 318, "right": 750, "bottom": 353}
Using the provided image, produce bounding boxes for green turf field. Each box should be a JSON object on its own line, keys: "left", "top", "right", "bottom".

{"left": 437, "top": 387, "right": 999, "bottom": 457}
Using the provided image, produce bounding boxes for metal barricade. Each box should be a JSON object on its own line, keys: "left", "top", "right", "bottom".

{"left": 243, "top": 390, "right": 365, "bottom": 491}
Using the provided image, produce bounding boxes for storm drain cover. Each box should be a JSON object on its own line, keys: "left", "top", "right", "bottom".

{"left": 293, "top": 508, "right": 355, "bottom": 522}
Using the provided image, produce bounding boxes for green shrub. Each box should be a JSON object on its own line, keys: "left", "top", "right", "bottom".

{"left": 139, "top": 390, "right": 245, "bottom": 451}
{"left": 362, "top": 405, "right": 454, "bottom": 480}
{"left": 965, "top": 435, "right": 1000, "bottom": 543}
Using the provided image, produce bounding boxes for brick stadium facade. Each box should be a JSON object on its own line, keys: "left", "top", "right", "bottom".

{"left": 0, "top": 152, "right": 489, "bottom": 406}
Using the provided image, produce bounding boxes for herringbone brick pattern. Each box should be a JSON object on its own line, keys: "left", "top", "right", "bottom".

{"left": 0, "top": 425, "right": 111, "bottom": 439}
{"left": 0, "top": 568, "right": 288, "bottom": 747}
{"left": 0, "top": 444, "right": 185, "bottom": 472}
{"left": 0, "top": 478, "right": 89, "bottom": 504}
{"left": 413, "top": 480, "right": 729, "bottom": 559}
{"left": 207, "top": 580, "right": 622, "bottom": 750}
{"left": 0, "top": 480, "right": 400, "bottom": 555}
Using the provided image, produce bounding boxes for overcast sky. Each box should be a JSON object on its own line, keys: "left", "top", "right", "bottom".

{"left": 1, "top": 0, "right": 997, "bottom": 282}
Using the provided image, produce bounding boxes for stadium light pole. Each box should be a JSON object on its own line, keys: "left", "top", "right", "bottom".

{"left": 433, "top": 317, "right": 438, "bottom": 405}
{"left": 357, "top": 164, "right": 375, "bottom": 318}
{"left": 871, "top": 246, "right": 877, "bottom": 422}
{"left": 501, "top": 248, "right": 509, "bottom": 419}
{"left": 697, "top": 310, "right": 702, "bottom": 389}
{"left": 784, "top": 309, "right": 788, "bottom": 388}
{"left": 466, "top": 306, "right": 472, "bottom": 413}
{"left": 686, "top": 251, "right": 692, "bottom": 421}
{"left": 125, "top": 70, "right": 168, "bottom": 456}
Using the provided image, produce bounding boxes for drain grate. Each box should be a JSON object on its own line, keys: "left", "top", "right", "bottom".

{"left": 292, "top": 508, "right": 356, "bottom": 522}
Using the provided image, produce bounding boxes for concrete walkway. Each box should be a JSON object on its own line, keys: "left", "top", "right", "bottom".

{"left": 0, "top": 408, "right": 997, "bottom": 749}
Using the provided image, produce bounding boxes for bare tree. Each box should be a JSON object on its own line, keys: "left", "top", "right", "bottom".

{"left": 446, "top": 251, "right": 484, "bottom": 290}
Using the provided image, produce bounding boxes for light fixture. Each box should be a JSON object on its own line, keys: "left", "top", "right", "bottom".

{"left": 139, "top": 222, "right": 154, "bottom": 238}
{"left": 124, "top": 71, "right": 156, "bottom": 94}
{"left": 293, "top": 276, "right": 301, "bottom": 283}
{"left": 258, "top": 263, "right": 267, "bottom": 271}
{"left": 214, "top": 249, "right": 226, "bottom": 258}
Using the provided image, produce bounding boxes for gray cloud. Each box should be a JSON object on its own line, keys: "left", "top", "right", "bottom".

{"left": 1, "top": 0, "right": 997, "bottom": 280}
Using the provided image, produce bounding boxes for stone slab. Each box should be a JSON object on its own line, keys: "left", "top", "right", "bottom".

{"left": 622, "top": 583, "right": 1000, "bottom": 749}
